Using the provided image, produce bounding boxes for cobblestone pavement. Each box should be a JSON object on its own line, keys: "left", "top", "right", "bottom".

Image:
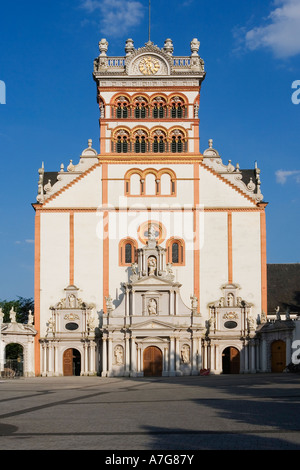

{"left": 1, "top": 373, "right": 300, "bottom": 452}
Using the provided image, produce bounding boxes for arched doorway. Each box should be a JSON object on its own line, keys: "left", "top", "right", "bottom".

{"left": 222, "top": 347, "right": 240, "bottom": 374}
{"left": 271, "top": 340, "right": 286, "bottom": 372}
{"left": 4, "top": 343, "right": 24, "bottom": 377}
{"left": 143, "top": 346, "right": 163, "bottom": 377}
{"left": 63, "top": 348, "right": 81, "bottom": 376}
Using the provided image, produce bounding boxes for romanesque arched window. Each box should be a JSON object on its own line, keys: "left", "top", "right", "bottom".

{"left": 170, "top": 129, "right": 187, "bottom": 153}
{"left": 133, "top": 129, "right": 149, "bottom": 153}
{"left": 119, "top": 238, "right": 138, "bottom": 266}
{"left": 170, "top": 96, "right": 186, "bottom": 118}
{"left": 152, "top": 129, "right": 167, "bottom": 153}
{"left": 113, "top": 129, "right": 130, "bottom": 153}
{"left": 113, "top": 96, "right": 130, "bottom": 118}
{"left": 151, "top": 96, "right": 166, "bottom": 119}
{"left": 166, "top": 238, "right": 185, "bottom": 265}
{"left": 134, "top": 96, "right": 149, "bottom": 119}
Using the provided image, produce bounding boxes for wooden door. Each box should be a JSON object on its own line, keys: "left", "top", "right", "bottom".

{"left": 63, "top": 348, "right": 74, "bottom": 376}
{"left": 143, "top": 346, "right": 163, "bottom": 377}
{"left": 271, "top": 340, "right": 286, "bottom": 372}
{"left": 230, "top": 347, "right": 240, "bottom": 374}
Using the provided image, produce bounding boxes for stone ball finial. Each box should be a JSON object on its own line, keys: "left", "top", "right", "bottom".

{"left": 208, "top": 139, "right": 213, "bottom": 148}
{"left": 125, "top": 38, "right": 134, "bottom": 55}
{"left": 191, "top": 38, "right": 200, "bottom": 56}
{"left": 88, "top": 139, "right": 92, "bottom": 148}
{"left": 99, "top": 38, "right": 108, "bottom": 56}
{"left": 163, "top": 38, "right": 174, "bottom": 55}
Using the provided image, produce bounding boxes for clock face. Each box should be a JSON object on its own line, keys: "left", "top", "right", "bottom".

{"left": 139, "top": 56, "right": 160, "bottom": 75}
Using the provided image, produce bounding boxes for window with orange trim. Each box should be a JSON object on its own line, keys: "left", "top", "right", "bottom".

{"left": 119, "top": 238, "right": 138, "bottom": 266}
{"left": 166, "top": 238, "right": 185, "bottom": 266}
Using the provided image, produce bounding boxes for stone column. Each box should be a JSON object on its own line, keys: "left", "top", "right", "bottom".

{"left": 108, "top": 337, "right": 113, "bottom": 376}
{"left": 169, "top": 336, "right": 175, "bottom": 376}
{"left": 261, "top": 338, "right": 267, "bottom": 372}
{"left": 286, "top": 336, "right": 292, "bottom": 367}
{"left": 101, "top": 336, "right": 107, "bottom": 377}
{"left": 175, "top": 336, "right": 180, "bottom": 374}
{"left": 244, "top": 342, "right": 249, "bottom": 373}
{"left": 210, "top": 342, "right": 215, "bottom": 372}
{"left": 89, "top": 341, "right": 96, "bottom": 375}
{"left": 125, "top": 334, "right": 130, "bottom": 376}
{"left": 130, "top": 336, "right": 137, "bottom": 376}
{"left": 250, "top": 339, "right": 256, "bottom": 373}
{"left": 192, "top": 336, "right": 198, "bottom": 375}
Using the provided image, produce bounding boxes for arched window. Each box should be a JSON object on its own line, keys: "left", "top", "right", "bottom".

{"left": 134, "top": 96, "right": 148, "bottom": 119}
{"left": 166, "top": 238, "right": 185, "bottom": 266}
{"left": 170, "top": 96, "right": 186, "bottom": 118}
{"left": 114, "top": 129, "right": 130, "bottom": 153}
{"left": 152, "top": 130, "right": 166, "bottom": 153}
{"left": 133, "top": 129, "right": 148, "bottom": 153}
{"left": 170, "top": 130, "right": 186, "bottom": 153}
{"left": 151, "top": 96, "right": 166, "bottom": 118}
{"left": 113, "top": 96, "right": 130, "bottom": 118}
{"left": 119, "top": 238, "right": 138, "bottom": 266}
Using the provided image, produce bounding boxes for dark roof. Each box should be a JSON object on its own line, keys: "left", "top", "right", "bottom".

{"left": 44, "top": 172, "right": 59, "bottom": 187}
{"left": 267, "top": 264, "right": 300, "bottom": 314}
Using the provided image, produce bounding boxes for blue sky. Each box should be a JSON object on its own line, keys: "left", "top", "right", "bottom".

{"left": 0, "top": 0, "right": 299, "bottom": 299}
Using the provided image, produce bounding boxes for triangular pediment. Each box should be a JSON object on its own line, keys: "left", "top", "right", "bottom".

{"left": 132, "top": 275, "right": 177, "bottom": 287}
{"left": 131, "top": 318, "right": 175, "bottom": 330}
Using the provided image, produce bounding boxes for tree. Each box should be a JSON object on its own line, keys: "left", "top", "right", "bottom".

{"left": 0, "top": 297, "right": 34, "bottom": 323}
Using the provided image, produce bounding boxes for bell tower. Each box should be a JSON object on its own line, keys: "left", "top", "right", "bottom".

{"left": 93, "top": 37, "right": 205, "bottom": 157}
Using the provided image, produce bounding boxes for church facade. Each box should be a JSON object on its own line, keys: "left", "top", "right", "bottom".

{"left": 29, "top": 37, "right": 272, "bottom": 377}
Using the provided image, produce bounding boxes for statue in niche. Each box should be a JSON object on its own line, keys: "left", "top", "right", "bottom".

{"left": 148, "top": 257, "right": 157, "bottom": 276}
{"left": 114, "top": 345, "right": 124, "bottom": 365}
{"left": 227, "top": 293, "right": 234, "bottom": 307}
{"left": 181, "top": 345, "right": 190, "bottom": 364}
{"left": 148, "top": 298, "right": 157, "bottom": 315}
{"left": 68, "top": 294, "right": 76, "bottom": 308}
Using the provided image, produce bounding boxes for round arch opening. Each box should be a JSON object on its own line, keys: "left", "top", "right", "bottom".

{"left": 4, "top": 343, "right": 24, "bottom": 377}
{"left": 63, "top": 348, "right": 81, "bottom": 376}
{"left": 222, "top": 346, "right": 240, "bottom": 374}
{"left": 143, "top": 346, "right": 163, "bottom": 377}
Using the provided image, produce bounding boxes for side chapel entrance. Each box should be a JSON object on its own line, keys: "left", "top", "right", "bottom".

{"left": 222, "top": 346, "right": 240, "bottom": 374}
{"left": 143, "top": 346, "right": 163, "bottom": 377}
{"left": 271, "top": 340, "right": 286, "bottom": 372}
{"left": 63, "top": 348, "right": 81, "bottom": 376}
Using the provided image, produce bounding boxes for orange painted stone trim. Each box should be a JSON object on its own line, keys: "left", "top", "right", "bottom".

{"left": 260, "top": 209, "right": 268, "bottom": 314}
{"left": 69, "top": 211, "right": 74, "bottom": 285}
{"left": 34, "top": 211, "right": 41, "bottom": 376}
{"left": 227, "top": 211, "right": 233, "bottom": 283}
{"left": 102, "top": 163, "right": 109, "bottom": 313}
{"left": 194, "top": 163, "right": 200, "bottom": 312}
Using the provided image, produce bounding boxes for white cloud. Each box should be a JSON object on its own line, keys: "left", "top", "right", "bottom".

{"left": 25, "top": 239, "right": 34, "bottom": 244}
{"left": 244, "top": 0, "right": 300, "bottom": 58}
{"left": 80, "top": 0, "right": 145, "bottom": 36}
{"left": 276, "top": 169, "right": 300, "bottom": 184}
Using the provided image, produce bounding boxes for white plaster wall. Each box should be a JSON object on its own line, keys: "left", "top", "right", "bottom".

{"left": 45, "top": 166, "right": 102, "bottom": 209}
{"left": 200, "top": 212, "right": 228, "bottom": 316}
{"left": 108, "top": 210, "right": 194, "bottom": 309}
{"left": 40, "top": 213, "right": 70, "bottom": 336}
{"left": 73, "top": 212, "right": 103, "bottom": 311}
{"left": 232, "top": 212, "right": 261, "bottom": 316}
{"left": 199, "top": 166, "right": 255, "bottom": 208}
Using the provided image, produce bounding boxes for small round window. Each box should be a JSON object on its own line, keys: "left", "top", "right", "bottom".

{"left": 224, "top": 321, "right": 237, "bottom": 329}
{"left": 65, "top": 322, "right": 79, "bottom": 331}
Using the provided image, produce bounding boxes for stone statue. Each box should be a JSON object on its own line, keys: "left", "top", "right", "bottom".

{"left": 114, "top": 345, "right": 124, "bottom": 365}
{"left": 131, "top": 262, "right": 138, "bottom": 275}
{"left": 28, "top": 310, "right": 34, "bottom": 325}
{"left": 68, "top": 294, "right": 76, "bottom": 308}
{"left": 148, "top": 224, "right": 156, "bottom": 241}
{"left": 190, "top": 295, "right": 198, "bottom": 311}
{"left": 275, "top": 306, "right": 281, "bottom": 320}
{"left": 105, "top": 295, "right": 114, "bottom": 312}
{"left": 9, "top": 308, "right": 16, "bottom": 323}
{"left": 181, "top": 345, "right": 190, "bottom": 364}
{"left": 148, "top": 298, "right": 157, "bottom": 315}
{"left": 148, "top": 257, "right": 156, "bottom": 276}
